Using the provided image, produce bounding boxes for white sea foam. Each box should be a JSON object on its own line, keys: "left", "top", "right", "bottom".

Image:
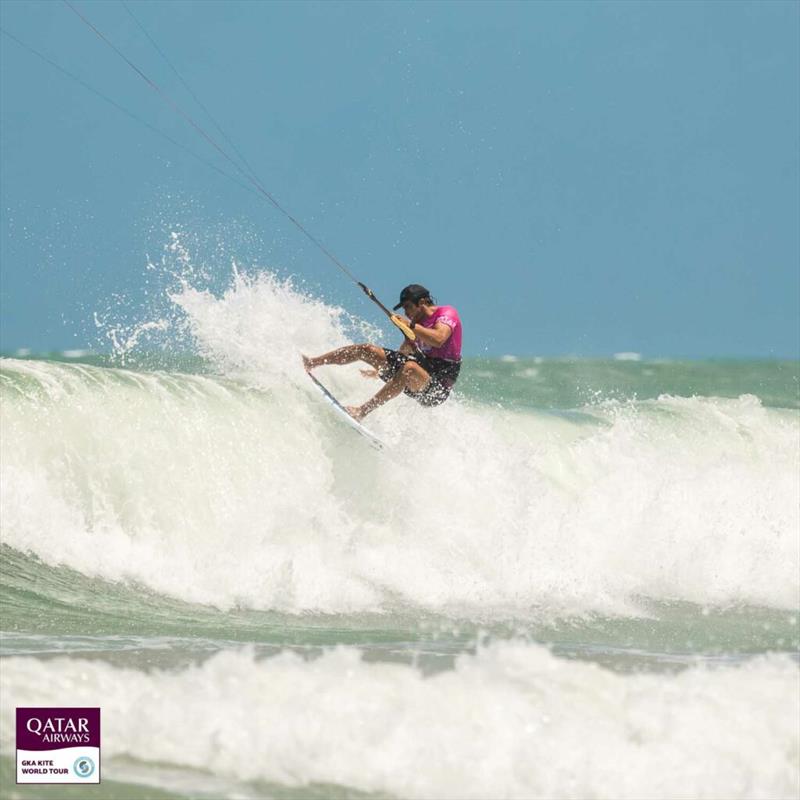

{"left": 1, "top": 271, "right": 798, "bottom": 618}
{"left": 0, "top": 643, "right": 796, "bottom": 800}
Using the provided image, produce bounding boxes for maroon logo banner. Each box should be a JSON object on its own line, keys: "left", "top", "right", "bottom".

{"left": 16, "top": 708, "right": 100, "bottom": 784}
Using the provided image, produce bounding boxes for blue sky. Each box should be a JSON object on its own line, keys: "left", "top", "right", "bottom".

{"left": 1, "top": 0, "right": 798, "bottom": 357}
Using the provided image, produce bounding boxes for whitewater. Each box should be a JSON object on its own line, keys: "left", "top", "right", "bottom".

{"left": 1, "top": 265, "right": 799, "bottom": 799}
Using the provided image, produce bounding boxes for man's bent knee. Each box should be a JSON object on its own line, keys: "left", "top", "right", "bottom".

{"left": 359, "top": 344, "right": 387, "bottom": 369}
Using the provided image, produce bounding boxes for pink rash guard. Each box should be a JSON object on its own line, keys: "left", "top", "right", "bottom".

{"left": 417, "top": 305, "right": 462, "bottom": 361}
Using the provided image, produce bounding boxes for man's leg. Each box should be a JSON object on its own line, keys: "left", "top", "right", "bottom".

{"left": 348, "top": 361, "right": 430, "bottom": 420}
{"left": 302, "top": 344, "right": 387, "bottom": 372}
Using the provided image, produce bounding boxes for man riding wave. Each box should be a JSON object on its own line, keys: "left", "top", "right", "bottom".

{"left": 302, "top": 284, "right": 462, "bottom": 420}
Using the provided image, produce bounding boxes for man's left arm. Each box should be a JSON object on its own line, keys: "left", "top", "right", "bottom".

{"left": 412, "top": 321, "right": 452, "bottom": 348}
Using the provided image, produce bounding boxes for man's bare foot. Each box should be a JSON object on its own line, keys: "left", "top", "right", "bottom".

{"left": 301, "top": 354, "right": 315, "bottom": 372}
{"left": 345, "top": 405, "right": 366, "bottom": 422}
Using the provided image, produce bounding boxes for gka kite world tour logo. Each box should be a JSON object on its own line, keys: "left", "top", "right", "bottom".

{"left": 16, "top": 708, "right": 100, "bottom": 784}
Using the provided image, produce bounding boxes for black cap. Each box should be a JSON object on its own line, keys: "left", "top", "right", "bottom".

{"left": 393, "top": 284, "right": 431, "bottom": 310}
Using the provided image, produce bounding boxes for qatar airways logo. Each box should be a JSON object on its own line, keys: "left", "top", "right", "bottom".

{"left": 25, "top": 716, "right": 91, "bottom": 744}
{"left": 16, "top": 708, "right": 100, "bottom": 785}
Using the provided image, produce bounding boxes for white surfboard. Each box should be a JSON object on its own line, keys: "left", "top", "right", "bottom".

{"left": 306, "top": 372, "right": 385, "bottom": 451}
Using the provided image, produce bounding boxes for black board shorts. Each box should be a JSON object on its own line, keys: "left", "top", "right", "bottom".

{"left": 378, "top": 349, "right": 461, "bottom": 407}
